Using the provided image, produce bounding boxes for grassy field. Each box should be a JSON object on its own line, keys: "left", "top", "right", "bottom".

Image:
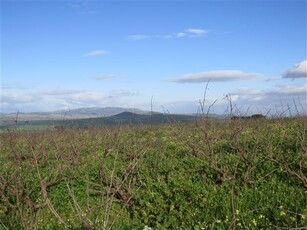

{"left": 0, "top": 116, "right": 306, "bottom": 229}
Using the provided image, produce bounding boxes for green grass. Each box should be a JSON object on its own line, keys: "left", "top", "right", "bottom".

{"left": 0, "top": 117, "right": 306, "bottom": 229}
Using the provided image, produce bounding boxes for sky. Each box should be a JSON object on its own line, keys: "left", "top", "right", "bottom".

{"left": 1, "top": 0, "right": 306, "bottom": 115}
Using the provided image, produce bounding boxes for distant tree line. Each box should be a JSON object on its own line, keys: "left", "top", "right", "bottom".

{"left": 231, "top": 114, "right": 266, "bottom": 120}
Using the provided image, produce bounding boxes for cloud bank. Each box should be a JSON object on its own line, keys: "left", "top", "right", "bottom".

{"left": 229, "top": 84, "right": 307, "bottom": 115}
{"left": 171, "top": 70, "right": 261, "bottom": 83}
{"left": 149, "top": 83, "right": 307, "bottom": 115}
{"left": 0, "top": 89, "right": 139, "bottom": 113}
{"left": 282, "top": 60, "right": 307, "bottom": 79}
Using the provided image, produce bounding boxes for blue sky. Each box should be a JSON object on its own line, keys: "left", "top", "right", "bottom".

{"left": 1, "top": 0, "right": 306, "bottom": 115}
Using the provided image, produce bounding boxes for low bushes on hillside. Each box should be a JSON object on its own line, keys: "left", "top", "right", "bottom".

{"left": 0, "top": 117, "right": 306, "bottom": 229}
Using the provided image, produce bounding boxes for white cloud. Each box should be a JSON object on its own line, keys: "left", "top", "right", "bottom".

{"left": 275, "top": 84, "right": 307, "bottom": 94}
{"left": 83, "top": 50, "right": 108, "bottom": 57}
{"left": 233, "top": 84, "right": 306, "bottom": 100}
{"left": 43, "top": 89, "right": 81, "bottom": 95}
{"left": 230, "top": 88, "right": 265, "bottom": 101}
{"left": 185, "top": 28, "right": 208, "bottom": 37}
{"left": 230, "top": 84, "right": 307, "bottom": 115}
{"left": 63, "top": 91, "right": 107, "bottom": 102}
{"left": 176, "top": 32, "right": 187, "bottom": 38}
{"left": 157, "top": 34, "right": 173, "bottom": 39}
{"left": 282, "top": 60, "right": 307, "bottom": 79}
{"left": 265, "top": 77, "right": 281, "bottom": 82}
{"left": 127, "top": 28, "right": 208, "bottom": 41}
{"left": 0, "top": 82, "right": 27, "bottom": 90}
{"left": 135, "top": 83, "right": 307, "bottom": 115}
{"left": 127, "top": 35, "right": 150, "bottom": 41}
{"left": 93, "top": 74, "right": 120, "bottom": 80}
{"left": 171, "top": 70, "right": 261, "bottom": 83}
{"left": 0, "top": 91, "right": 43, "bottom": 113}
{"left": 0, "top": 88, "right": 139, "bottom": 113}
{"left": 0, "top": 91, "right": 37, "bottom": 103}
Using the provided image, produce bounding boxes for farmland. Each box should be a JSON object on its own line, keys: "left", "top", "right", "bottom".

{"left": 0, "top": 116, "right": 306, "bottom": 229}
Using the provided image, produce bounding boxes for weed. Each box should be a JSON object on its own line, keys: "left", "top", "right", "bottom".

{"left": 0, "top": 117, "right": 306, "bottom": 229}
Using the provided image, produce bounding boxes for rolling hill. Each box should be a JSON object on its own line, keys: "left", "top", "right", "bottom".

{"left": 0, "top": 107, "right": 227, "bottom": 130}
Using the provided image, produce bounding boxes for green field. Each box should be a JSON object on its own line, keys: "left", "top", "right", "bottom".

{"left": 0, "top": 116, "right": 306, "bottom": 229}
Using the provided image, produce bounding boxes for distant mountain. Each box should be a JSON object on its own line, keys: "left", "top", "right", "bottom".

{"left": 112, "top": 111, "right": 141, "bottom": 118}
{"left": 0, "top": 107, "right": 229, "bottom": 130}
{"left": 0, "top": 107, "right": 150, "bottom": 124}
{"left": 53, "top": 107, "right": 148, "bottom": 116}
{"left": 0, "top": 109, "right": 230, "bottom": 130}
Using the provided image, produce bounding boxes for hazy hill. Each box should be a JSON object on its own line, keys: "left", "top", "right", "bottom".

{"left": 0, "top": 107, "right": 149, "bottom": 125}
{"left": 0, "top": 107, "right": 228, "bottom": 130}
{"left": 55, "top": 107, "right": 147, "bottom": 117}
{"left": 112, "top": 111, "right": 143, "bottom": 118}
{"left": 0, "top": 111, "right": 200, "bottom": 130}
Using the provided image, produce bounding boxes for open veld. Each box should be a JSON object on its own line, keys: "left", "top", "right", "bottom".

{"left": 0, "top": 116, "right": 306, "bottom": 229}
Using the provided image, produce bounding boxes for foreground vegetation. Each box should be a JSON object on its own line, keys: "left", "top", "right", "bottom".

{"left": 0, "top": 116, "right": 306, "bottom": 229}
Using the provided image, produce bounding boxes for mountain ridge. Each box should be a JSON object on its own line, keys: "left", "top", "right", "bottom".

{"left": 0, "top": 107, "right": 150, "bottom": 123}
{"left": 0, "top": 107, "right": 228, "bottom": 129}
